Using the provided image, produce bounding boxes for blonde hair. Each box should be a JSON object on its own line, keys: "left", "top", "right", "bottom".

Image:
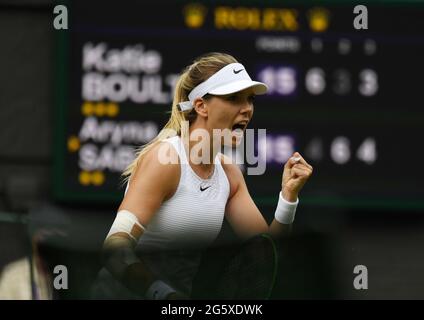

{"left": 121, "top": 52, "right": 238, "bottom": 182}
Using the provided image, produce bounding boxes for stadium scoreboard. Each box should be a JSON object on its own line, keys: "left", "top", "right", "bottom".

{"left": 54, "top": 1, "right": 424, "bottom": 209}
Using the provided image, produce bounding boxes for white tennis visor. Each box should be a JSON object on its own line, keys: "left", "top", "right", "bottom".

{"left": 178, "top": 63, "right": 268, "bottom": 111}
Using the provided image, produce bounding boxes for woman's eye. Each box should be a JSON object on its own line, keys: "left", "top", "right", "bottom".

{"left": 225, "top": 94, "right": 255, "bottom": 103}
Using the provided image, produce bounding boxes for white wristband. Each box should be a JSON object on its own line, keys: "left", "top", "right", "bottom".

{"left": 145, "top": 280, "right": 177, "bottom": 300}
{"left": 274, "top": 192, "right": 299, "bottom": 224}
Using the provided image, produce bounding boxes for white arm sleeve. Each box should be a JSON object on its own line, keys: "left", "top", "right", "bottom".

{"left": 106, "top": 210, "right": 145, "bottom": 242}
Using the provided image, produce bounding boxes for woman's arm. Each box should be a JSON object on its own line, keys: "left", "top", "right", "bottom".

{"left": 223, "top": 152, "right": 313, "bottom": 240}
{"left": 102, "top": 142, "right": 182, "bottom": 299}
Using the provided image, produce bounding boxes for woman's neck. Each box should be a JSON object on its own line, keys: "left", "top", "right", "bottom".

{"left": 186, "top": 124, "right": 220, "bottom": 178}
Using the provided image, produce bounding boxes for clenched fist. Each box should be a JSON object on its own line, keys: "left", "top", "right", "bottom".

{"left": 281, "top": 152, "right": 313, "bottom": 202}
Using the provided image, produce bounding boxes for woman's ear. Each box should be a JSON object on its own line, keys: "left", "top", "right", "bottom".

{"left": 193, "top": 98, "right": 208, "bottom": 118}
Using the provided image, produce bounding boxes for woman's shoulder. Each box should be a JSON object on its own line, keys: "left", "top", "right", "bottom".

{"left": 119, "top": 142, "right": 181, "bottom": 222}
{"left": 130, "top": 141, "right": 181, "bottom": 196}
{"left": 142, "top": 139, "right": 181, "bottom": 167}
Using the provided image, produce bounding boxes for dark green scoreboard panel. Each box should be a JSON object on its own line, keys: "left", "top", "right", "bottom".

{"left": 54, "top": 1, "right": 424, "bottom": 209}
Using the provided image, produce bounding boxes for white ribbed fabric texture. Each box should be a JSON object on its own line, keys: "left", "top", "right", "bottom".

{"left": 130, "top": 136, "right": 230, "bottom": 252}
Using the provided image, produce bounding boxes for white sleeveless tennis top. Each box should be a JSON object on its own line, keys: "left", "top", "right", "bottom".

{"left": 127, "top": 135, "right": 230, "bottom": 252}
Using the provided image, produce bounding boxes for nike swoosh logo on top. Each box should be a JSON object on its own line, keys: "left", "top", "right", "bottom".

{"left": 233, "top": 69, "right": 244, "bottom": 74}
{"left": 200, "top": 185, "right": 211, "bottom": 192}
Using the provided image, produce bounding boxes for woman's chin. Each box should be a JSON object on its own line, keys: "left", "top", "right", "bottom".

{"left": 225, "top": 136, "right": 243, "bottom": 147}
{"left": 219, "top": 132, "right": 244, "bottom": 148}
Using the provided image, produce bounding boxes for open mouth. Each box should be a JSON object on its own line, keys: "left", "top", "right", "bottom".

{"left": 231, "top": 122, "right": 248, "bottom": 139}
{"left": 231, "top": 121, "right": 248, "bottom": 131}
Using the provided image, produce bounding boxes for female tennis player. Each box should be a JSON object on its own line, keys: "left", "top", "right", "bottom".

{"left": 96, "top": 52, "right": 313, "bottom": 300}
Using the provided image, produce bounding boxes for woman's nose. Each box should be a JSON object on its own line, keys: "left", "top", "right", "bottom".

{"left": 240, "top": 101, "right": 253, "bottom": 114}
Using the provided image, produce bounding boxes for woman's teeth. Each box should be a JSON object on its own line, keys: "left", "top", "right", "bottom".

{"left": 232, "top": 128, "right": 244, "bottom": 139}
